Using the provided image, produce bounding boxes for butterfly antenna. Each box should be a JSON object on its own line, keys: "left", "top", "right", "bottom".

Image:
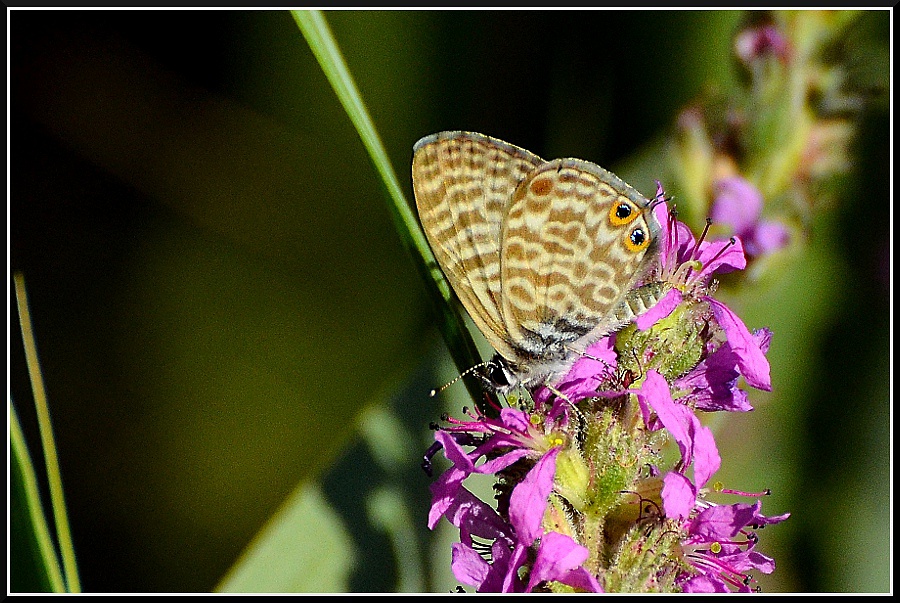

{"left": 430, "top": 361, "right": 490, "bottom": 397}
{"left": 650, "top": 180, "right": 673, "bottom": 209}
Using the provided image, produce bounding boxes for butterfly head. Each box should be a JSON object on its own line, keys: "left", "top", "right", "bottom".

{"left": 480, "top": 350, "right": 582, "bottom": 395}
{"left": 481, "top": 353, "right": 523, "bottom": 394}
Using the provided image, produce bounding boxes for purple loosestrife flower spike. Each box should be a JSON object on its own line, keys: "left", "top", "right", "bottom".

{"left": 427, "top": 197, "right": 787, "bottom": 593}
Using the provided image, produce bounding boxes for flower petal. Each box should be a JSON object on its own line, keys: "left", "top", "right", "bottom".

{"left": 681, "top": 574, "right": 731, "bottom": 593}
{"left": 706, "top": 297, "right": 771, "bottom": 391}
{"left": 674, "top": 343, "right": 755, "bottom": 412}
{"left": 509, "top": 447, "right": 560, "bottom": 544}
{"left": 636, "top": 287, "right": 682, "bottom": 331}
{"left": 526, "top": 531, "right": 587, "bottom": 589}
{"left": 689, "top": 502, "right": 758, "bottom": 541}
{"left": 711, "top": 176, "right": 763, "bottom": 235}
{"left": 448, "top": 487, "right": 511, "bottom": 544}
{"left": 451, "top": 542, "right": 491, "bottom": 590}
{"left": 501, "top": 544, "right": 528, "bottom": 593}
{"left": 639, "top": 371, "right": 694, "bottom": 464}
{"left": 428, "top": 467, "right": 468, "bottom": 529}
{"left": 434, "top": 429, "right": 475, "bottom": 473}
{"left": 696, "top": 235, "right": 747, "bottom": 276}
{"left": 690, "top": 414, "right": 721, "bottom": 489}
{"left": 661, "top": 471, "right": 696, "bottom": 520}
{"left": 527, "top": 531, "right": 603, "bottom": 592}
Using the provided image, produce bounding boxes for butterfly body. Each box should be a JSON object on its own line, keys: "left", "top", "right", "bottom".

{"left": 412, "top": 131, "right": 661, "bottom": 392}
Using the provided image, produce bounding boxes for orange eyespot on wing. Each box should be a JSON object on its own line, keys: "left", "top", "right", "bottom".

{"left": 625, "top": 224, "right": 652, "bottom": 253}
{"left": 609, "top": 201, "right": 640, "bottom": 227}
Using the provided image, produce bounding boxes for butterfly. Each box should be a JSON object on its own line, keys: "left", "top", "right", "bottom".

{"left": 412, "top": 131, "right": 663, "bottom": 393}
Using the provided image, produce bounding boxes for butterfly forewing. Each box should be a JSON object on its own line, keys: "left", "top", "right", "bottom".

{"left": 412, "top": 132, "right": 544, "bottom": 357}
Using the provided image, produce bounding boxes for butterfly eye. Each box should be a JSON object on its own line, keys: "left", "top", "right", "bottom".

{"left": 609, "top": 201, "right": 639, "bottom": 227}
{"left": 625, "top": 226, "right": 651, "bottom": 253}
{"left": 487, "top": 361, "right": 514, "bottom": 389}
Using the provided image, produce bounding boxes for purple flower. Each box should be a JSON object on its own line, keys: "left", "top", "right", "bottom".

{"left": 533, "top": 336, "right": 619, "bottom": 405}
{"left": 635, "top": 366, "right": 788, "bottom": 592}
{"left": 538, "top": 198, "right": 772, "bottom": 414}
{"left": 426, "top": 189, "right": 788, "bottom": 593}
{"left": 734, "top": 24, "right": 790, "bottom": 67}
{"left": 428, "top": 404, "right": 602, "bottom": 593}
{"left": 638, "top": 371, "right": 721, "bottom": 511}
{"left": 704, "top": 298, "right": 772, "bottom": 392}
{"left": 635, "top": 287, "right": 682, "bottom": 331}
{"left": 540, "top": 200, "right": 761, "bottom": 405}
{"left": 661, "top": 472, "right": 698, "bottom": 522}
{"left": 635, "top": 199, "right": 749, "bottom": 333}
{"left": 634, "top": 370, "right": 789, "bottom": 593}
{"left": 673, "top": 325, "right": 772, "bottom": 412}
{"left": 440, "top": 447, "right": 559, "bottom": 592}
{"left": 527, "top": 531, "right": 603, "bottom": 593}
{"left": 428, "top": 405, "right": 562, "bottom": 530}
{"left": 654, "top": 199, "right": 748, "bottom": 293}
{"left": 532, "top": 199, "right": 773, "bottom": 426}
{"left": 445, "top": 447, "right": 602, "bottom": 593}
{"left": 506, "top": 448, "right": 602, "bottom": 593}
{"left": 710, "top": 176, "right": 790, "bottom": 258}
{"left": 645, "top": 201, "right": 774, "bottom": 399}
{"left": 437, "top": 484, "right": 511, "bottom": 547}
{"left": 676, "top": 499, "right": 790, "bottom": 593}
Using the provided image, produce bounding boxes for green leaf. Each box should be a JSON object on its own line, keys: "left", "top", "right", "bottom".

{"left": 216, "top": 482, "right": 356, "bottom": 593}
{"left": 9, "top": 401, "right": 66, "bottom": 593}
{"left": 217, "top": 399, "right": 435, "bottom": 593}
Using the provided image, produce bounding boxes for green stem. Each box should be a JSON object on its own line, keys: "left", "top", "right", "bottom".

{"left": 14, "top": 273, "right": 82, "bottom": 593}
{"left": 290, "top": 10, "right": 430, "bottom": 268}
{"left": 581, "top": 511, "right": 606, "bottom": 578}
{"left": 291, "top": 10, "right": 495, "bottom": 410}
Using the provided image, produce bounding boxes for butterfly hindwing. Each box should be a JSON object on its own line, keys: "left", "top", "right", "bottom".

{"left": 500, "top": 159, "right": 660, "bottom": 358}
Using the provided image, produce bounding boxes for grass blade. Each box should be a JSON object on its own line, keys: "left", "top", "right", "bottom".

{"left": 291, "top": 10, "right": 493, "bottom": 409}
{"left": 10, "top": 401, "right": 67, "bottom": 593}
{"left": 14, "top": 273, "right": 82, "bottom": 593}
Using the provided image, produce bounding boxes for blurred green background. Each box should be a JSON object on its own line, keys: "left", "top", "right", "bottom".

{"left": 9, "top": 9, "right": 890, "bottom": 593}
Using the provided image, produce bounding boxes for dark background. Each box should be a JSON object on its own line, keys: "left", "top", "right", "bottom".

{"left": 10, "top": 9, "right": 890, "bottom": 593}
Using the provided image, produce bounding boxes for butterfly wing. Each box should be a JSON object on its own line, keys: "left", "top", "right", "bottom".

{"left": 412, "top": 131, "right": 544, "bottom": 359}
{"left": 499, "top": 158, "right": 661, "bottom": 363}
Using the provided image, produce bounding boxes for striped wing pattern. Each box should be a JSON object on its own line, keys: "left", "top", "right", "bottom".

{"left": 412, "top": 131, "right": 660, "bottom": 388}
{"left": 500, "top": 159, "right": 659, "bottom": 359}
{"left": 412, "top": 132, "right": 543, "bottom": 359}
